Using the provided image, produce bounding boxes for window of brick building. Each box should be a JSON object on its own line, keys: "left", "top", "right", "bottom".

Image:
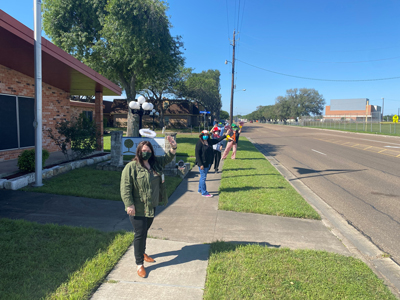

{"left": 82, "top": 110, "right": 93, "bottom": 122}
{"left": 0, "top": 94, "right": 34, "bottom": 151}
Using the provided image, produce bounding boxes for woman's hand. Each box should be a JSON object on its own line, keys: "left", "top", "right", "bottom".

{"left": 167, "top": 135, "right": 177, "bottom": 153}
{"left": 200, "top": 165, "right": 204, "bottom": 170}
{"left": 127, "top": 205, "right": 135, "bottom": 216}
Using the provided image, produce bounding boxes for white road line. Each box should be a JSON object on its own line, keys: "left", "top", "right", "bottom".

{"left": 323, "top": 133, "right": 400, "bottom": 146}
{"left": 312, "top": 149, "right": 327, "bottom": 155}
{"left": 384, "top": 146, "right": 400, "bottom": 148}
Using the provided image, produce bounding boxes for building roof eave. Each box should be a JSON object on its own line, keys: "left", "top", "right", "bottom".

{"left": 0, "top": 9, "right": 122, "bottom": 96}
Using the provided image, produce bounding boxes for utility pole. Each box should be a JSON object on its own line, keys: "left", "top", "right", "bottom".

{"left": 229, "top": 30, "right": 236, "bottom": 125}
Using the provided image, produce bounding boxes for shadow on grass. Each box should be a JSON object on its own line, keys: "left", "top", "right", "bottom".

{"left": 221, "top": 173, "right": 280, "bottom": 178}
{"left": 223, "top": 167, "right": 256, "bottom": 171}
{"left": 0, "top": 218, "right": 129, "bottom": 300}
{"left": 210, "top": 240, "right": 281, "bottom": 255}
{"left": 220, "top": 186, "right": 285, "bottom": 193}
{"left": 232, "top": 158, "right": 267, "bottom": 161}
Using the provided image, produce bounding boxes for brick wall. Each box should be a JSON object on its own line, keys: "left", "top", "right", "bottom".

{"left": 70, "top": 101, "right": 96, "bottom": 119}
{"left": 0, "top": 64, "right": 70, "bottom": 162}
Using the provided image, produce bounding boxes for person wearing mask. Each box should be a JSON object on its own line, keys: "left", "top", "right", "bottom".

{"left": 195, "top": 130, "right": 226, "bottom": 197}
{"left": 221, "top": 123, "right": 242, "bottom": 160}
{"left": 120, "top": 136, "right": 177, "bottom": 278}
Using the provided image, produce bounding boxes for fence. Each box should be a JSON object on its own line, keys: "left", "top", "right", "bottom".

{"left": 270, "top": 112, "right": 400, "bottom": 135}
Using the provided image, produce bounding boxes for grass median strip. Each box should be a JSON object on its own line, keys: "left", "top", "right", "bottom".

{"left": 219, "top": 137, "right": 320, "bottom": 219}
{"left": 0, "top": 218, "right": 134, "bottom": 300}
{"left": 204, "top": 241, "right": 396, "bottom": 300}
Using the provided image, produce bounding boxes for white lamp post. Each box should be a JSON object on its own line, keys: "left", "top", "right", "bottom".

{"left": 129, "top": 96, "right": 153, "bottom": 135}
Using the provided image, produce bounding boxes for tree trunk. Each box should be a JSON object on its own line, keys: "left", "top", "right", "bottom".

{"left": 125, "top": 76, "right": 140, "bottom": 137}
{"left": 127, "top": 109, "right": 140, "bottom": 137}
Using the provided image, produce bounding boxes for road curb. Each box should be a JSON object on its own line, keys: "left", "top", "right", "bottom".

{"left": 247, "top": 136, "right": 400, "bottom": 298}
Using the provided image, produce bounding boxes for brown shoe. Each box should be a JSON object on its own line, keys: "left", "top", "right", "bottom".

{"left": 144, "top": 253, "right": 155, "bottom": 263}
{"left": 137, "top": 265, "right": 146, "bottom": 278}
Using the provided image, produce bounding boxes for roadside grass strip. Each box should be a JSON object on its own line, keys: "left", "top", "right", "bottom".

{"left": 0, "top": 218, "right": 134, "bottom": 300}
{"left": 22, "top": 165, "right": 183, "bottom": 201}
{"left": 219, "top": 137, "right": 320, "bottom": 219}
{"left": 204, "top": 241, "right": 396, "bottom": 300}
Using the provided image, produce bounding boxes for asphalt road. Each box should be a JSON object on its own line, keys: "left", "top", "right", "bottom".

{"left": 244, "top": 123, "right": 400, "bottom": 265}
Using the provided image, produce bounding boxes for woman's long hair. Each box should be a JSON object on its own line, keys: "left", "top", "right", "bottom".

{"left": 133, "top": 140, "right": 156, "bottom": 169}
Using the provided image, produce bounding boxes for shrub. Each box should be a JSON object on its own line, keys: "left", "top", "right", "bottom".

{"left": 17, "top": 149, "right": 50, "bottom": 172}
{"left": 45, "top": 114, "right": 99, "bottom": 161}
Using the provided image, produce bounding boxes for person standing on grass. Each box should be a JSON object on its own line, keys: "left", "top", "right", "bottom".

{"left": 221, "top": 123, "right": 242, "bottom": 160}
{"left": 195, "top": 130, "right": 226, "bottom": 197}
{"left": 120, "top": 136, "right": 177, "bottom": 278}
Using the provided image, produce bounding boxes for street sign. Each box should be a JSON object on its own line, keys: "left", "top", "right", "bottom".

{"left": 393, "top": 115, "right": 399, "bottom": 123}
{"left": 199, "top": 111, "right": 210, "bottom": 114}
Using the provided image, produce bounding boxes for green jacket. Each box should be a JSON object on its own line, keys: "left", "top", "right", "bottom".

{"left": 120, "top": 151, "right": 175, "bottom": 218}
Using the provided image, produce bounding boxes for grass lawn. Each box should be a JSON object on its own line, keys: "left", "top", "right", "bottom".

{"left": 12, "top": 133, "right": 199, "bottom": 299}
{"left": 297, "top": 122, "right": 400, "bottom": 137}
{"left": 23, "top": 132, "right": 199, "bottom": 200}
{"left": 0, "top": 218, "right": 134, "bottom": 300}
{"left": 219, "top": 137, "right": 320, "bottom": 219}
{"left": 22, "top": 164, "right": 183, "bottom": 201}
{"left": 204, "top": 241, "right": 396, "bottom": 300}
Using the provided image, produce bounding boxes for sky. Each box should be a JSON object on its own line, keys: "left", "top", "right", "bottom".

{"left": 2, "top": 0, "right": 400, "bottom": 116}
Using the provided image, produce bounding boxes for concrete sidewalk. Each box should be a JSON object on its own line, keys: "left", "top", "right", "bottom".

{"left": 90, "top": 161, "right": 351, "bottom": 300}
{"left": 1, "top": 156, "right": 399, "bottom": 299}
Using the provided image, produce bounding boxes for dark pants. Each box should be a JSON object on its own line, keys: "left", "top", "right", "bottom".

{"left": 129, "top": 209, "right": 155, "bottom": 265}
{"left": 213, "top": 150, "right": 221, "bottom": 170}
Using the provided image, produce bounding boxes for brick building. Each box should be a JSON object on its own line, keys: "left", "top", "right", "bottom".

{"left": 0, "top": 10, "right": 121, "bottom": 162}
{"left": 105, "top": 99, "right": 204, "bottom": 128}
{"left": 324, "top": 98, "right": 381, "bottom": 121}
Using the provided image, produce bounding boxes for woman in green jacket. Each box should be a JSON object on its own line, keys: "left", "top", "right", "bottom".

{"left": 120, "top": 136, "right": 177, "bottom": 278}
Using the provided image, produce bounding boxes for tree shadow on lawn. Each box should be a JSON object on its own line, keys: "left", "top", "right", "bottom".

{"left": 0, "top": 218, "right": 127, "bottom": 300}
{"left": 220, "top": 186, "right": 285, "bottom": 193}
{"left": 221, "top": 173, "right": 280, "bottom": 178}
{"left": 223, "top": 167, "right": 256, "bottom": 171}
{"left": 210, "top": 240, "right": 281, "bottom": 255}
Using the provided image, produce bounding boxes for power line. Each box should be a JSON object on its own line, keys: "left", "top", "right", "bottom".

{"left": 238, "top": 44, "right": 400, "bottom": 64}
{"left": 225, "top": 0, "right": 230, "bottom": 40}
{"left": 240, "top": 33, "right": 400, "bottom": 54}
{"left": 236, "top": 59, "right": 400, "bottom": 82}
{"left": 236, "top": 0, "right": 241, "bottom": 33}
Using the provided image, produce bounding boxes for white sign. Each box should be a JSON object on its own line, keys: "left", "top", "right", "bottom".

{"left": 122, "top": 137, "right": 166, "bottom": 156}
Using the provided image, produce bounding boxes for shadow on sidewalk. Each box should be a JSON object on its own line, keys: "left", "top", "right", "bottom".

{"left": 145, "top": 244, "right": 209, "bottom": 274}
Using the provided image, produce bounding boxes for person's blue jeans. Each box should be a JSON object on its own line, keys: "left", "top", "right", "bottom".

{"left": 198, "top": 164, "right": 210, "bottom": 195}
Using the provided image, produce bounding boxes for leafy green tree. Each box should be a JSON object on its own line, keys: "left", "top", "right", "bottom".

{"left": 219, "top": 110, "right": 229, "bottom": 120}
{"left": 43, "top": 0, "right": 184, "bottom": 136}
{"left": 140, "top": 66, "right": 190, "bottom": 128}
{"left": 178, "top": 69, "right": 222, "bottom": 120}
{"left": 275, "top": 88, "right": 325, "bottom": 120}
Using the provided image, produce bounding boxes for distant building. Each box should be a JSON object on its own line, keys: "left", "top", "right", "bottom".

{"left": 104, "top": 99, "right": 205, "bottom": 128}
{"left": 324, "top": 98, "right": 381, "bottom": 121}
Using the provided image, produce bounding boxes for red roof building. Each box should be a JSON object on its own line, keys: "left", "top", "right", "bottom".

{"left": 0, "top": 10, "right": 122, "bottom": 162}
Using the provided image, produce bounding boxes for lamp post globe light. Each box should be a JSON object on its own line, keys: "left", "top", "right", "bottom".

{"left": 129, "top": 96, "right": 153, "bottom": 136}
{"left": 149, "top": 109, "right": 159, "bottom": 131}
